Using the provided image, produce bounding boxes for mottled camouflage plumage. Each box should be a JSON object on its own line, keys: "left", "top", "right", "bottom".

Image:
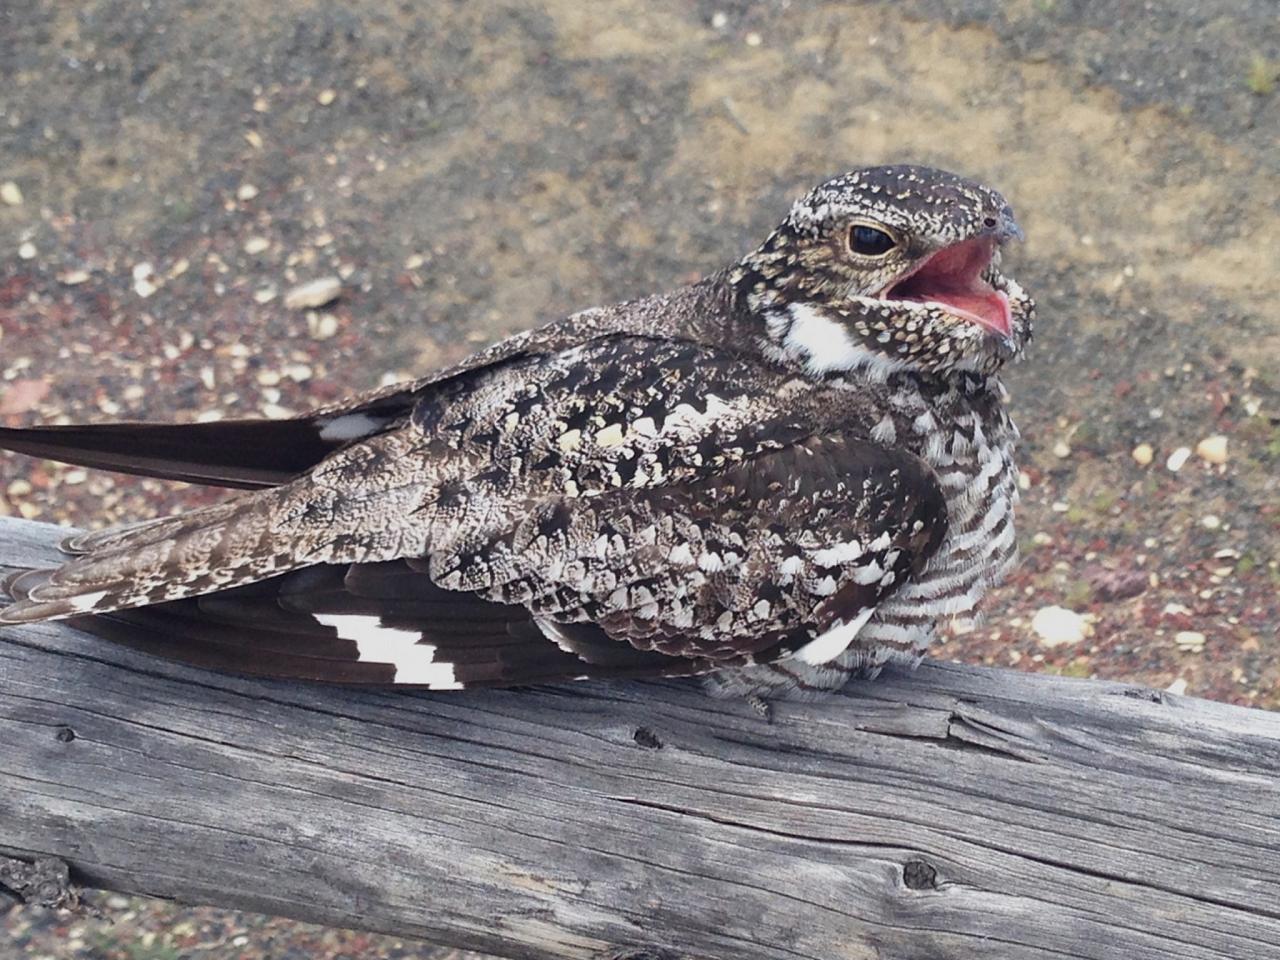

{"left": 0, "top": 164, "right": 1034, "bottom": 699}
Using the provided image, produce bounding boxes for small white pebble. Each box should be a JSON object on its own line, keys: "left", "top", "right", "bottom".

{"left": 1195, "top": 435, "right": 1228, "bottom": 465}
{"left": 252, "top": 287, "right": 277, "bottom": 304}
{"left": 1200, "top": 514, "right": 1221, "bottom": 530}
{"left": 1031, "top": 606, "right": 1089, "bottom": 648}
{"left": 243, "top": 236, "right": 271, "bottom": 254}
{"left": 285, "top": 276, "right": 342, "bottom": 310}
{"left": 1052, "top": 441, "right": 1071, "bottom": 459}
{"left": 1051, "top": 501, "right": 1069, "bottom": 513}
{"left": 317, "top": 88, "right": 337, "bottom": 106}
{"left": 18, "top": 241, "right": 36, "bottom": 259}
{"left": 0, "top": 181, "right": 23, "bottom": 206}
{"left": 1031, "top": 531, "right": 1054, "bottom": 546}
{"left": 745, "top": 31, "right": 763, "bottom": 46}
{"left": 1165, "top": 446, "right": 1192, "bottom": 472}
{"left": 59, "top": 268, "right": 91, "bottom": 285}
{"left": 1165, "top": 678, "right": 1188, "bottom": 696}
{"left": 237, "top": 183, "right": 259, "bottom": 201}
{"left": 307, "top": 312, "right": 340, "bottom": 340}
{"left": 1174, "top": 630, "right": 1206, "bottom": 653}
{"left": 711, "top": 10, "right": 728, "bottom": 28}
{"left": 1131, "top": 442, "right": 1154, "bottom": 466}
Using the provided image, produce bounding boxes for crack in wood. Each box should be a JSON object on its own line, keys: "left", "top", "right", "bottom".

{"left": 607, "top": 795, "right": 924, "bottom": 855}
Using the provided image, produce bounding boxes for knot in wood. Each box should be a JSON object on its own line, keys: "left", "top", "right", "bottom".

{"left": 902, "top": 858, "right": 938, "bottom": 890}
{"left": 632, "top": 726, "right": 663, "bottom": 749}
{"left": 607, "top": 948, "right": 682, "bottom": 960}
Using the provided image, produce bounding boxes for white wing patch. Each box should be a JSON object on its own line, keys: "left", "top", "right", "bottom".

{"left": 314, "top": 613, "right": 462, "bottom": 688}
{"left": 792, "top": 605, "right": 877, "bottom": 666}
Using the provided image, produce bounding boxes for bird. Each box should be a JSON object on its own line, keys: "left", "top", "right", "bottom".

{"left": 0, "top": 164, "right": 1034, "bottom": 701}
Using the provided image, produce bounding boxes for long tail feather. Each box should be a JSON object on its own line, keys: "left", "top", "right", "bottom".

{"left": 0, "top": 419, "right": 346, "bottom": 488}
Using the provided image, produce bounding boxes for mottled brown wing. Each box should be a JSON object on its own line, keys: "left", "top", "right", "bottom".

{"left": 54, "top": 432, "right": 945, "bottom": 688}
{"left": 0, "top": 334, "right": 820, "bottom": 624}
{"left": 475, "top": 431, "right": 948, "bottom": 666}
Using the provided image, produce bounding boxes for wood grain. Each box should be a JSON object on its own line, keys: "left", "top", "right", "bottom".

{"left": 2, "top": 516, "right": 1278, "bottom": 960}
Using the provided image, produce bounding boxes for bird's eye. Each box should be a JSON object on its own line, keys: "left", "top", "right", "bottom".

{"left": 849, "top": 224, "right": 897, "bottom": 257}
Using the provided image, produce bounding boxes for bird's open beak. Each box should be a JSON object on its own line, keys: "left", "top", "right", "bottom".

{"left": 880, "top": 235, "right": 1013, "bottom": 339}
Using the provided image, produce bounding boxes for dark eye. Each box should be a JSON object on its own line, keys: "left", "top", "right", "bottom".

{"left": 849, "top": 224, "right": 897, "bottom": 256}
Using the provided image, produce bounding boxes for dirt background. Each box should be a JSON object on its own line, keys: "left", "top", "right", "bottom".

{"left": 2, "top": 1, "right": 1277, "bottom": 957}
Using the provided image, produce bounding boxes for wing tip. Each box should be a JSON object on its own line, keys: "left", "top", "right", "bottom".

{"left": 0, "top": 597, "right": 73, "bottom": 624}
{"left": 0, "top": 566, "right": 120, "bottom": 623}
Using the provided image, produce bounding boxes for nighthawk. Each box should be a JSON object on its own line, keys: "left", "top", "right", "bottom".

{"left": 0, "top": 165, "right": 1034, "bottom": 700}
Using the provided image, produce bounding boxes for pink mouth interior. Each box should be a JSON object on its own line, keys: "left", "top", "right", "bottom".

{"left": 884, "top": 236, "right": 1012, "bottom": 337}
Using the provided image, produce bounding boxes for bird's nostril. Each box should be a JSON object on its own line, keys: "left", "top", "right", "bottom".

{"left": 983, "top": 216, "right": 998, "bottom": 229}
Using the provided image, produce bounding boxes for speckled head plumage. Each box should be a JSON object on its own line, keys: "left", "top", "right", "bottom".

{"left": 736, "top": 164, "right": 1035, "bottom": 378}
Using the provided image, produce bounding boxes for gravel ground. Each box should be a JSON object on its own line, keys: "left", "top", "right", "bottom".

{"left": 2, "top": 1, "right": 1277, "bottom": 957}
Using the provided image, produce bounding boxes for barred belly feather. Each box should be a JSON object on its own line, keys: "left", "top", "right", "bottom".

{"left": 705, "top": 371, "right": 1020, "bottom": 699}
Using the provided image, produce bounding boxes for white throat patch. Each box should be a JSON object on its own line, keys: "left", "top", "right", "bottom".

{"left": 777, "top": 303, "right": 908, "bottom": 379}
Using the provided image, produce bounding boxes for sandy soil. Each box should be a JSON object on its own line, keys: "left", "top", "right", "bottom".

{"left": 2, "top": 1, "right": 1277, "bottom": 957}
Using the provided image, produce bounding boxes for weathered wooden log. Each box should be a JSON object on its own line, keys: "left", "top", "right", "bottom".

{"left": 2, "top": 515, "right": 1278, "bottom": 960}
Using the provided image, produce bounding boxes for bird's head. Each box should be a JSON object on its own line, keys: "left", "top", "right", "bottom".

{"left": 736, "top": 165, "right": 1035, "bottom": 378}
